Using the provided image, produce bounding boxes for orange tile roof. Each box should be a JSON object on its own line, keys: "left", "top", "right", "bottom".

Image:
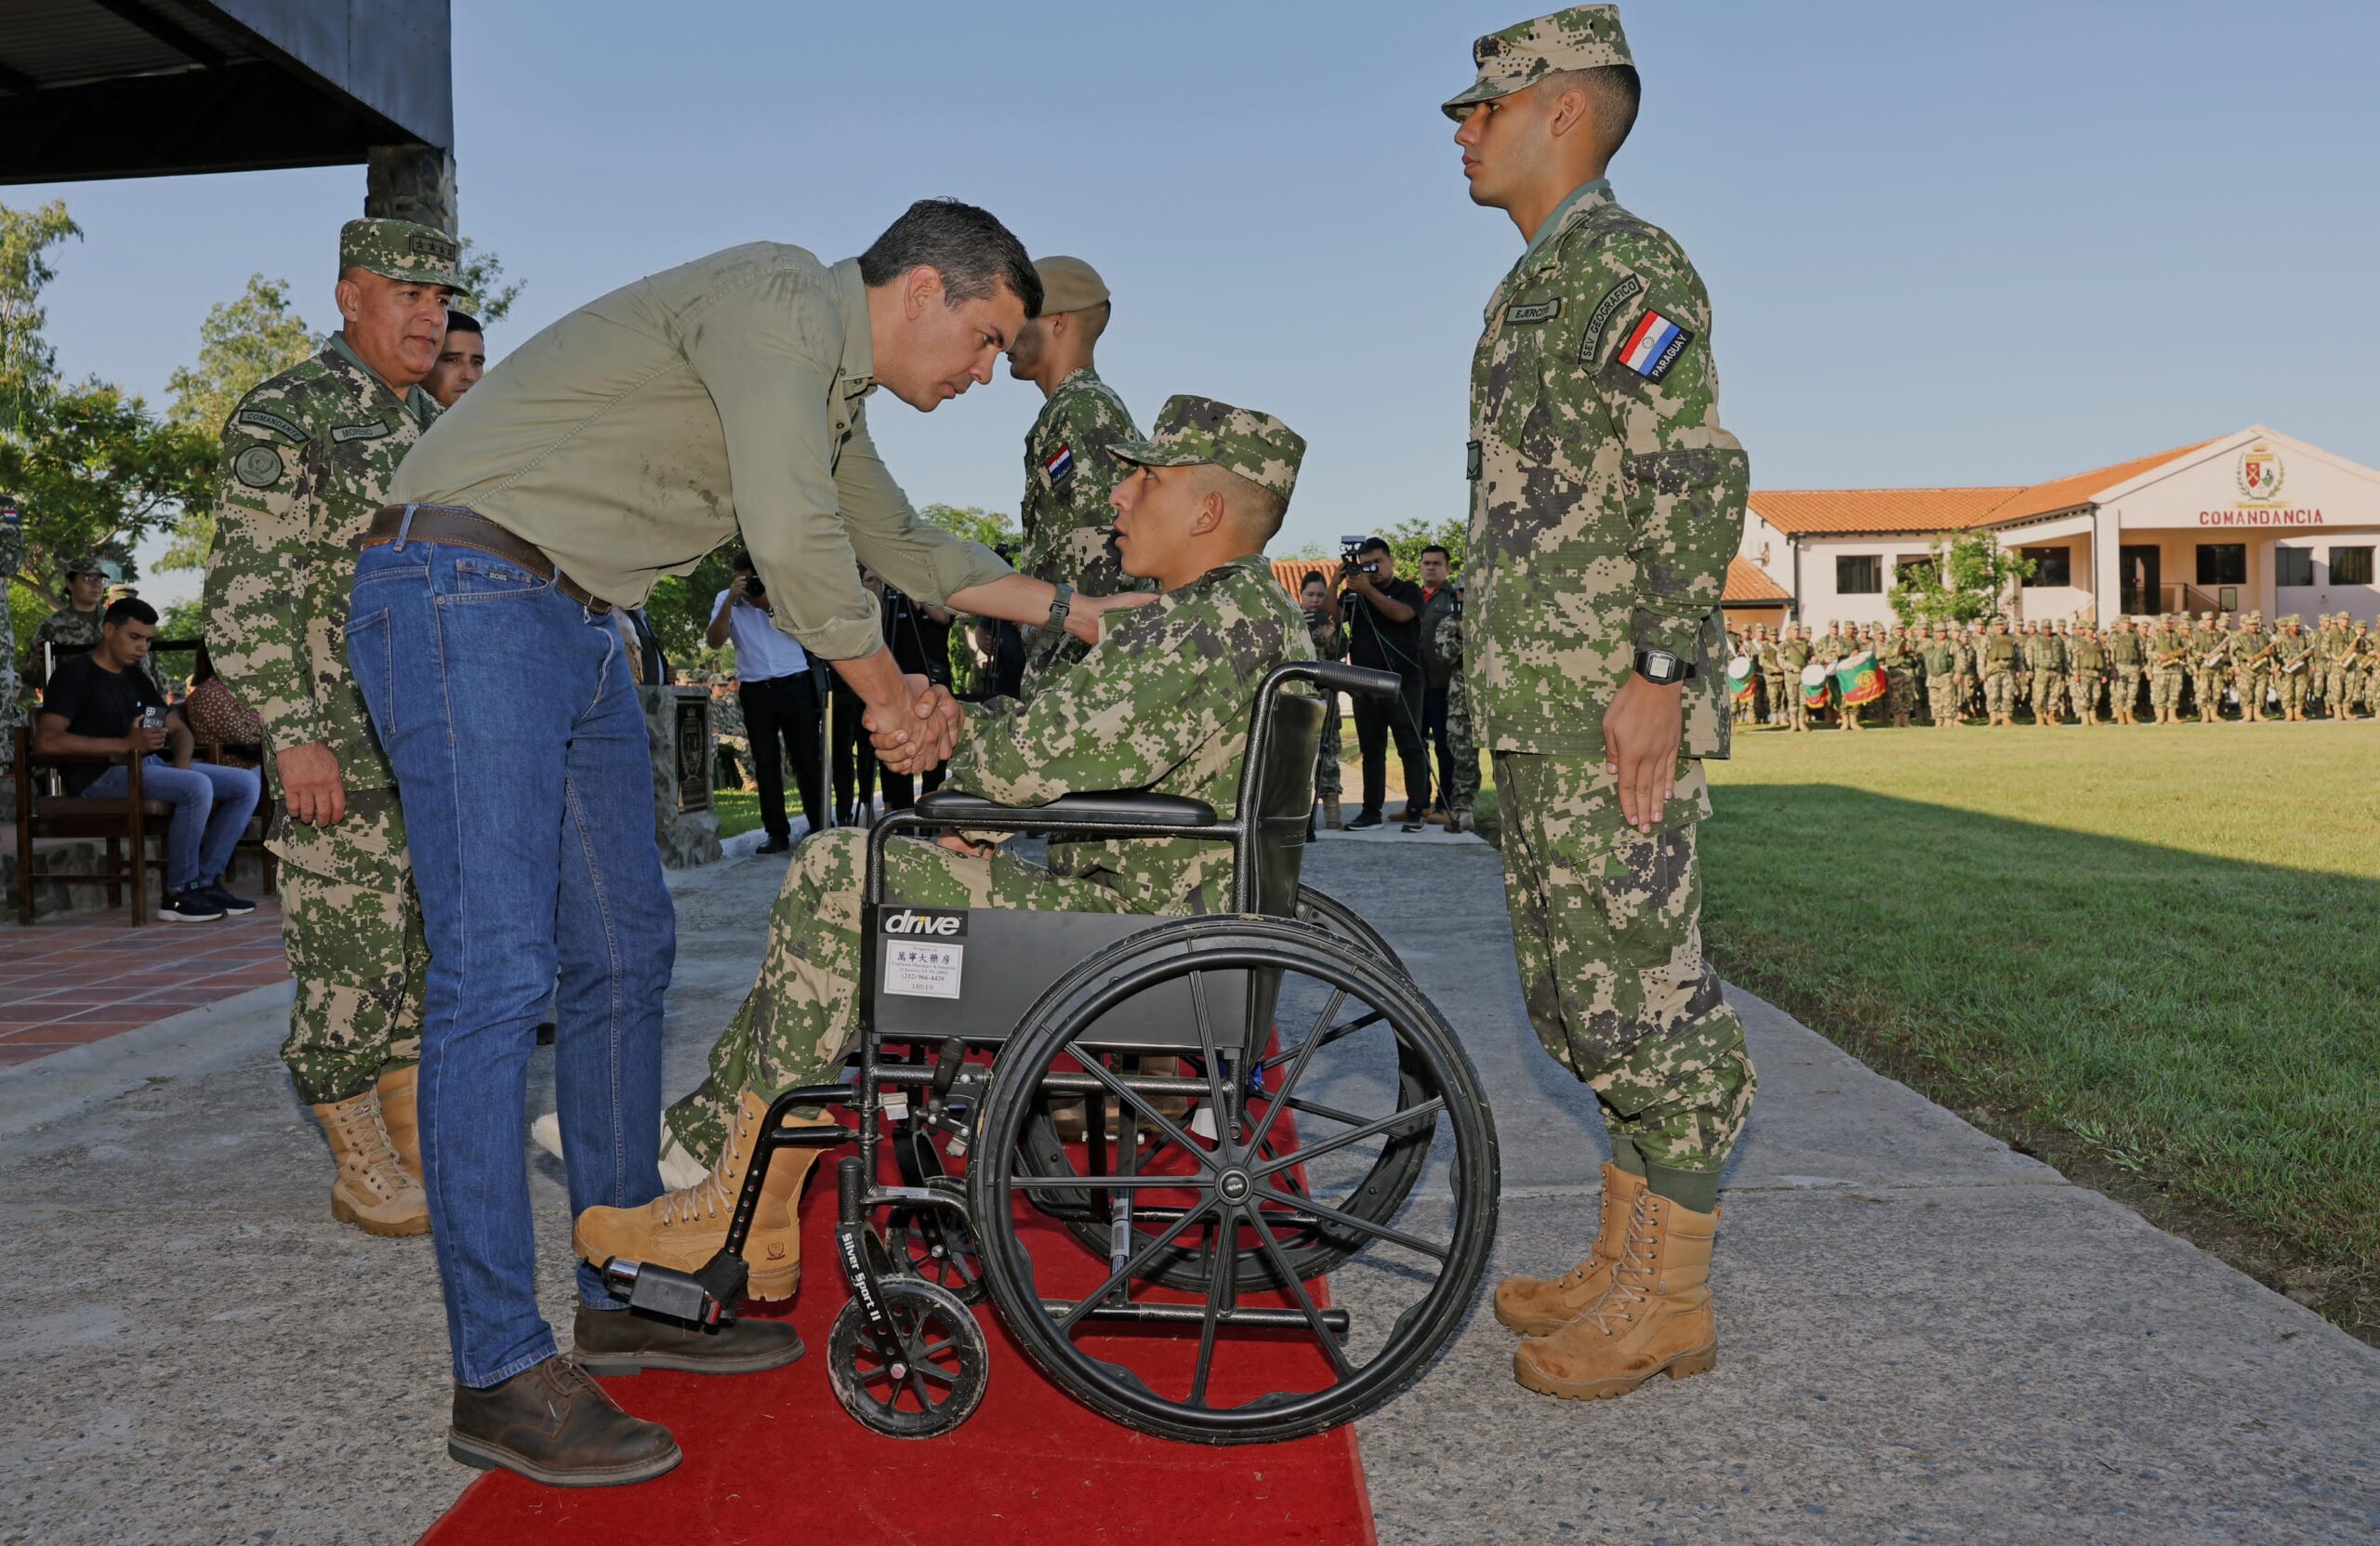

{"left": 1748, "top": 438, "right": 2224, "bottom": 538}
{"left": 1979, "top": 439, "right": 2216, "bottom": 526}
{"left": 1724, "top": 557, "right": 1791, "bottom": 604}
{"left": 1747, "top": 486, "right": 2027, "bottom": 535}
{"left": 1270, "top": 557, "right": 1332, "bottom": 595}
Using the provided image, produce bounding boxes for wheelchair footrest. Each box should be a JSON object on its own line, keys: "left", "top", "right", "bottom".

{"left": 1039, "top": 1299, "right": 1351, "bottom": 1336}
{"left": 603, "top": 1249, "right": 750, "bottom": 1328}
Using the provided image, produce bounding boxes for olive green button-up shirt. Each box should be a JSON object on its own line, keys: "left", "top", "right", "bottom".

{"left": 389, "top": 244, "right": 1012, "bottom": 662}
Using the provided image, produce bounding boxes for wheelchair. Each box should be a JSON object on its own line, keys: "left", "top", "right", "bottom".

{"left": 599, "top": 661, "right": 1501, "bottom": 1446}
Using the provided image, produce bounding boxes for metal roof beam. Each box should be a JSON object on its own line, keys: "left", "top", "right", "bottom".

{"left": 83, "top": 0, "right": 229, "bottom": 70}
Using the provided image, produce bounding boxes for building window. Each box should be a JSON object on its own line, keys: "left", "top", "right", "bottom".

{"left": 2274, "top": 547, "right": 2314, "bottom": 587}
{"left": 2196, "top": 543, "right": 2247, "bottom": 586}
{"left": 1836, "top": 554, "right": 1882, "bottom": 595}
{"left": 2334, "top": 547, "right": 2375, "bottom": 586}
{"left": 2018, "top": 546, "right": 2071, "bottom": 588}
{"left": 1894, "top": 554, "right": 1935, "bottom": 581}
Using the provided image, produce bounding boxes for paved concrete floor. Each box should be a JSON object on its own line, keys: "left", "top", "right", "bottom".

{"left": 0, "top": 841, "right": 2373, "bottom": 1545}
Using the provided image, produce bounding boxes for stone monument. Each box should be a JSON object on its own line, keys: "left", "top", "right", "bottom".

{"left": 641, "top": 682, "right": 721, "bottom": 867}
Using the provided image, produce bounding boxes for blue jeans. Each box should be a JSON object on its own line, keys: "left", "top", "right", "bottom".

{"left": 347, "top": 535, "right": 674, "bottom": 1388}
{"left": 83, "top": 758, "right": 260, "bottom": 893}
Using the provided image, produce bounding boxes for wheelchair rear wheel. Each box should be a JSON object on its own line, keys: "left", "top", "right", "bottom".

{"left": 968, "top": 916, "right": 1498, "bottom": 1445}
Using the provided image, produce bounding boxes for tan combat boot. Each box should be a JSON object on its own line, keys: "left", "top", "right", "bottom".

{"left": 313, "top": 1088, "right": 430, "bottom": 1237}
{"left": 1492, "top": 1162, "right": 1646, "bottom": 1335}
{"left": 571, "top": 1089, "right": 838, "bottom": 1302}
{"left": 377, "top": 1064, "right": 422, "bottom": 1183}
{"left": 1514, "top": 1189, "right": 1720, "bottom": 1400}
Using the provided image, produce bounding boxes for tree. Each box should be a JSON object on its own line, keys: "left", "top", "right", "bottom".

{"left": 1380, "top": 513, "right": 1467, "bottom": 580}
{"left": 918, "top": 503, "right": 1019, "bottom": 553}
{"left": 0, "top": 377, "right": 214, "bottom": 595}
{"left": 165, "top": 274, "right": 317, "bottom": 436}
{"left": 455, "top": 237, "right": 522, "bottom": 324}
{"left": 1889, "top": 530, "right": 2036, "bottom": 628}
{"left": 0, "top": 200, "right": 78, "bottom": 436}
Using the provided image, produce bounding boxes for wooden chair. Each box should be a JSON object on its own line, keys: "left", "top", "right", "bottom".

{"left": 12, "top": 725, "right": 170, "bottom": 925}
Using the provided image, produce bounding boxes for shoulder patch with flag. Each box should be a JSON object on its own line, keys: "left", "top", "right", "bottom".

{"left": 1044, "top": 443, "right": 1076, "bottom": 487}
{"left": 1614, "top": 309, "right": 1693, "bottom": 383}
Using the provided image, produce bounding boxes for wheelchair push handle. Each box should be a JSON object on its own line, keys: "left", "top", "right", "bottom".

{"left": 1299, "top": 662, "right": 1402, "bottom": 699}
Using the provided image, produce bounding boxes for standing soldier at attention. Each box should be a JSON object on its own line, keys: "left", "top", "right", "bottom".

{"left": 1981, "top": 616, "right": 2021, "bottom": 725}
{"left": 1755, "top": 623, "right": 1786, "bottom": 728}
{"left": 1919, "top": 623, "right": 1959, "bottom": 726}
{"left": 2068, "top": 621, "right": 2107, "bottom": 725}
{"left": 2232, "top": 612, "right": 2274, "bottom": 723}
{"left": 2274, "top": 614, "right": 2314, "bottom": 721}
{"left": 1882, "top": 623, "right": 1918, "bottom": 729}
{"left": 2149, "top": 614, "right": 2188, "bottom": 724}
{"left": 1299, "top": 568, "right": 1349, "bottom": 827}
{"left": 2106, "top": 615, "right": 2145, "bottom": 724}
{"left": 1779, "top": 622, "right": 1812, "bottom": 732}
{"left": 1448, "top": 6, "right": 1754, "bottom": 1402}
{"left": 2188, "top": 612, "right": 2227, "bottom": 722}
{"left": 1007, "top": 257, "right": 1144, "bottom": 694}
{"left": 2319, "top": 612, "right": 2354, "bottom": 718}
{"left": 1427, "top": 566, "right": 1483, "bottom": 831}
{"left": 2023, "top": 620, "right": 2063, "bottom": 725}
{"left": 202, "top": 219, "right": 460, "bottom": 1239}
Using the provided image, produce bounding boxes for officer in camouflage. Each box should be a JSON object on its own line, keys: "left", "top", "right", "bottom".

{"left": 202, "top": 218, "right": 461, "bottom": 1239}
{"left": 1008, "top": 256, "right": 1145, "bottom": 694}
{"left": 1448, "top": 6, "right": 1754, "bottom": 1403}
{"left": 571, "top": 395, "right": 1314, "bottom": 1286}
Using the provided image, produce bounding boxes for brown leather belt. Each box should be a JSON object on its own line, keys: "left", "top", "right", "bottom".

{"left": 361, "top": 504, "right": 612, "bottom": 614}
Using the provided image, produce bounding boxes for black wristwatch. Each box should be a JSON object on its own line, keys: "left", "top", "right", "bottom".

{"left": 1043, "top": 582, "right": 1075, "bottom": 636}
{"left": 1633, "top": 646, "right": 1695, "bottom": 685}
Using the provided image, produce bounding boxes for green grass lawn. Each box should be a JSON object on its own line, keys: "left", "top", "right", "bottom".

{"left": 1703, "top": 720, "right": 2380, "bottom": 1340}
{"left": 713, "top": 789, "right": 761, "bottom": 839}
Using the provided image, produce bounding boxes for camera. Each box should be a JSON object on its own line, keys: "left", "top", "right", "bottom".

{"left": 1338, "top": 536, "right": 1380, "bottom": 577}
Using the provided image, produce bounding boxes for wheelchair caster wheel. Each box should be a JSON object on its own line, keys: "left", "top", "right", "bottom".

{"left": 888, "top": 1179, "right": 985, "bottom": 1305}
{"left": 826, "top": 1276, "right": 989, "bottom": 1438}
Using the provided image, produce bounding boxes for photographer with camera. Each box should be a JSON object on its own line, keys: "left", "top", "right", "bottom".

{"left": 1339, "top": 535, "right": 1431, "bottom": 829}
{"left": 707, "top": 551, "right": 825, "bottom": 853}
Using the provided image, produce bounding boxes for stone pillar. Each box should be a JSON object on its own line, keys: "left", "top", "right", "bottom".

{"left": 641, "top": 683, "right": 721, "bottom": 868}
{"left": 0, "top": 498, "right": 23, "bottom": 802}
{"left": 364, "top": 144, "right": 458, "bottom": 234}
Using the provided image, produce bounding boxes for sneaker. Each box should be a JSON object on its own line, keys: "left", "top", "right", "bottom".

{"left": 754, "top": 834, "right": 792, "bottom": 854}
{"left": 1345, "top": 811, "right": 1385, "bottom": 831}
{"left": 160, "top": 890, "right": 226, "bottom": 923}
{"left": 198, "top": 883, "right": 257, "bottom": 915}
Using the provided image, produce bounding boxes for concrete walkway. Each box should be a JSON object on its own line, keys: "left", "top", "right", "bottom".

{"left": 0, "top": 843, "right": 2373, "bottom": 1545}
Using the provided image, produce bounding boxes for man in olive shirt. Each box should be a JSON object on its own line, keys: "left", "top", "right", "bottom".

{"left": 361, "top": 201, "right": 1143, "bottom": 1487}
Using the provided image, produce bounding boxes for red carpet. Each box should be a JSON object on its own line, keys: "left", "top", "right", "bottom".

{"left": 420, "top": 1096, "right": 1379, "bottom": 1546}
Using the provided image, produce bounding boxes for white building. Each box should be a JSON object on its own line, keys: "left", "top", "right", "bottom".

{"left": 1726, "top": 426, "right": 2380, "bottom": 628}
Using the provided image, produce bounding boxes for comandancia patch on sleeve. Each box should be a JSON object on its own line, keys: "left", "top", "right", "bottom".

{"left": 1044, "top": 443, "right": 1075, "bottom": 487}
{"left": 1615, "top": 309, "right": 1693, "bottom": 382}
{"left": 236, "top": 408, "right": 309, "bottom": 443}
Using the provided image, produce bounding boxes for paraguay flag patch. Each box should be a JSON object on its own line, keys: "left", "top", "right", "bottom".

{"left": 1044, "top": 443, "right": 1076, "bottom": 486}
{"left": 1615, "top": 309, "right": 1693, "bottom": 382}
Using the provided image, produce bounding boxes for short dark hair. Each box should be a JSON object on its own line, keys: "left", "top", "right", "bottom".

{"left": 732, "top": 549, "right": 755, "bottom": 574}
{"left": 444, "top": 310, "right": 483, "bottom": 337}
{"left": 1355, "top": 535, "right": 1392, "bottom": 557}
{"left": 1421, "top": 544, "right": 1451, "bottom": 562}
{"left": 102, "top": 597, "right": 156, "bottom": 628}
{"left": 1301, "top": 570, "right": 1329, "bottom": 591}
{"left": 858, "top": 198, "right": 1042, "bottom": 319}
{"left": 1540, "top": 63, "right": 1641, "bottom": 164}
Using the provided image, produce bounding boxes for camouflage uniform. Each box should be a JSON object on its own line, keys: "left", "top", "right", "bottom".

{"left": 1425, "top": 588, "right": 1482, "bottom": 823}
{"left": 1882, "top": 629, "right": 1918, "bottom": 726}
{"left": 1919, "top": 631, "right": 1959, "bottom": 723}
{"left": 1306, "top": 603, "right": 1347, "bottom": 811}
{"left": 201, "top": 219, "right": 461, "bottom": 1105}
{"left": 2231, "top": 615, "right": 2275, "bottom": 721}
{"left": 1779, "top": 628, "right": 1812, "bottom": 731}
{"left": 1981, "top": 626, "right": 2021, "bottom": 720}
{"left": 1463, "top": 155, "right": 1752, "bottom": 1191}
{"left": 2069, "top": 628, "right": 2107, "bottom": 722}
{"left": 2319, "top": 614, "right": 2353, "bottom": 716}
{"left": 2149, "top": 617, "right": 2188, "bottom": 719}
{"left": 2025, "top": 626, "right": 2065, "bottom": 723}
{"left": 1754, "top": 630, "right": 1785, "bottom": 727}
{"left": 1017, "top": 363, "right": 1143, "bottom": 694}
{"left": 2189, "top": 614, "right": 2228, "bottom": 721}
{"left": 668, "top": 399, "right": 1312, "bottom": 1159}
{"left": 2107, "top": 622, "right": 2145, "bottom": 721}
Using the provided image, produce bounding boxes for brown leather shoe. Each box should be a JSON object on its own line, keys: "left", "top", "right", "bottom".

{"left": 1492, "top": 1162, "right": 1646, "bottom": 1335}
{"left": 447, "top": 1355, "right": 681, "bottom": 1487}
{"left": 573, "top": 1304, "right": 807, "bottom": 1377}
{"left": 1514, "top": 1190, "right": 1721, "bottom": 1401}
{"left": 377, "top": 1064, "right": 422, "bottom": 1183}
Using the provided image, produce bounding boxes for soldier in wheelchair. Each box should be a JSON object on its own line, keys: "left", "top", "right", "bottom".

{"left": 574, "top": 397, "right": 1498, "bottom": 1444}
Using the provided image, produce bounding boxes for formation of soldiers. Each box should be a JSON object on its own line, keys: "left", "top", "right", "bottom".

{"left": 1728, "top": 611, "right": 2379, "bottom": 729}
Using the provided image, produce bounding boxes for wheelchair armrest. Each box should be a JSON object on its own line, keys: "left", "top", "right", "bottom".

{"left": 913, "top": 789, "right": 1219, "bottom": 827}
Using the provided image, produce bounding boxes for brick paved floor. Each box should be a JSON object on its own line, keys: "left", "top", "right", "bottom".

{"left": 0, "top": 900, "right": 290, "bottom": 1066}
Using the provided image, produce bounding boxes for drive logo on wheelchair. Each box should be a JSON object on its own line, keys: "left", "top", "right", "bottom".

{"left": 882, "top": 907, "right": 968, "bottom": 937}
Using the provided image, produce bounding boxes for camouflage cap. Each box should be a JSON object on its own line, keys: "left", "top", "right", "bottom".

{"left": 339, "top": 218, "right": 465, "bottom": 289}
{"left": 63, "top": 553, "right": 104, "bottom": 576}
{"left": 1107, "top": 394, "right": 1305, "bottom": 505}
{"left": 1443, "top": 5, "right": 1633, "bottom": 121}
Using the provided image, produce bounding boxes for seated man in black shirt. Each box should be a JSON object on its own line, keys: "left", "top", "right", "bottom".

{"left": 1339, "top": 535, "right": 1431, "bottom": 828}
{"left": 34, "top": 598, "right": 263, "bottom": 922}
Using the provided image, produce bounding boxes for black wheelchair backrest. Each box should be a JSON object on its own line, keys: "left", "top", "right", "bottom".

{"left": 1247, "top": 691, "right": 1324, "bottom": 919}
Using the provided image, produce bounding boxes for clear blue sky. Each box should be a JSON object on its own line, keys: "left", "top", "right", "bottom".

{"left": 14, "top": 0, "right": 2380, "bottom": 602}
